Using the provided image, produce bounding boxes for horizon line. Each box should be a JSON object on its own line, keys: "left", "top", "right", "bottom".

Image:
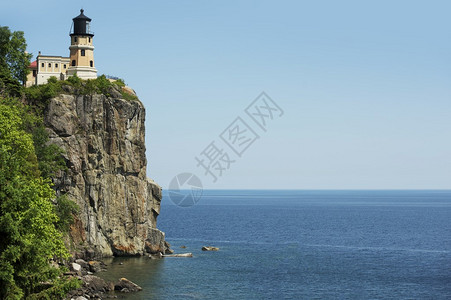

{"left": 162, "top": 188, "right": 451, "bottom": 191}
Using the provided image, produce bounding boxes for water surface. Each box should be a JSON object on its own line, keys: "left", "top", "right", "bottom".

{"left": 100, "top": 190, "right": 451, "bottom": 299}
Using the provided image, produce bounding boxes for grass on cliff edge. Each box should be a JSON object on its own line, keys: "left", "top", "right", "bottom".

{"left": 25, "top": 74, "right": 139, "bottom": 111}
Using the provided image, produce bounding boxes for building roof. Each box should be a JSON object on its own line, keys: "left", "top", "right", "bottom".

{"left": 29, "top": 60, "right": 37, "bottom": 68}
{"left": 37, "top": 55, "right": 70, "bottom": 59}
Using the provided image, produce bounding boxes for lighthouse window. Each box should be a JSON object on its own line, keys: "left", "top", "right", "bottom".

{"left": 72, "top": 60, "right": 76, "bottom": 66}
{"left": 55, "top": 63, "right": 58, "bottom": 68}
{"left": 48, "top": 63, "right": 51, "bottom": 68}
{"left": 90, "top": 60, "right": 93, "bottom": 67}
{"left": 74, "top": 37, "right": 78, "bottom": 42}
{"left": 41, "top": 63, "right": 44, "bottom": 68}
{"left": 88, "top": 37, "right": 91, "bottom": 43}
{"left": 64, "top": 64, "right": 66, "bottom": 69}
{"left": 81, "top": 49, "right": 85, "bottom": 56}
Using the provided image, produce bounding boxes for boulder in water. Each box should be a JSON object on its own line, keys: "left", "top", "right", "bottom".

{"left": 114, "top": 277, "right": 142, "bottom": 293}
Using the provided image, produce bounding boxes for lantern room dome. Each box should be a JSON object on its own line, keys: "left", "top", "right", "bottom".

{"left": 70, "top": 9, "right": 94, "bottom": 37}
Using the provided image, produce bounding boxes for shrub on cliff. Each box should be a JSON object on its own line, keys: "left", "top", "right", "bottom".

{"left": 25, "top": 74, "right": 138, "bottom": 105}
{"left": 80, "top": 75, "right": 138, "bottom": 100}
{"left": 65, "top": 73, "right": 82, "bottom": 87}
{"left": 24, "top": 79, "right": 63, "bottom": 113}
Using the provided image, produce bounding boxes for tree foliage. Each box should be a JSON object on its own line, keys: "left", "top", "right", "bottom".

{"left": 0, "top": 68, "right": 23, "bottom": 98}
{"left": 54, "top": 195, "right": 80, "bottom": 233}
{"left": 0, "top": 27, "right": 32, "bottom": 86}
{"left": 0, "top": 25, "right": 82, "bottom": 299}
{"left": 31, "top": 124, "right": 67, "bottom": 179}
{"left": 0, "top": 101, "right": 79, "bottom": 299}
{"left": 0, "top": 97, "right": 67, "bottom": 180}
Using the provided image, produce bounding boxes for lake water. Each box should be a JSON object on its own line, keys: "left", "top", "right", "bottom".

{"left": 99, "top": 190, "right": 451, "bottom": 299}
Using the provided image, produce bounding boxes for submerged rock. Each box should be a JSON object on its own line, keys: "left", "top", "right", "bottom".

{"left": 148, "top": 252, "right": 163, "bottom": 259}
{"left": 202, "top": 246, "right": 220, "bottom": 251}
{"left": 163, "top": 253, "right": 193, "bottom": 257}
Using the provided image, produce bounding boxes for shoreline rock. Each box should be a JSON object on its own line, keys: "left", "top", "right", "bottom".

{"left": 67, "top": 274, "right": 113, "bottom": 299}
{"left": 67, "top": 274, "right": 142, "bottom": 299}
{"left": 65, "top": 258, "right": 142, "bottom": 299}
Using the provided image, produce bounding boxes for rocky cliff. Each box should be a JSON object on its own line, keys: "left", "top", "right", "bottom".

{"left": 42, "top": 86, "right": 165, "bottom": 257}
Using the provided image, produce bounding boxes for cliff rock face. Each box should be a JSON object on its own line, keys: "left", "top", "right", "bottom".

{"left": 44, "top": 89, "right": 165, "bottom": 257}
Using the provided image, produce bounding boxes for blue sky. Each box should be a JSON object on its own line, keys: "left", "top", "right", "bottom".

{"left": 3, "top": 1, "right": 450, "bottom": 189}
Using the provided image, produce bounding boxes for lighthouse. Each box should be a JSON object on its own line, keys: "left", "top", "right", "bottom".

{"left": 66, "top": 9, "right": 97, "bottom": 79}
{"left": 26, "top": 9, "right": 99, "bottom": 86}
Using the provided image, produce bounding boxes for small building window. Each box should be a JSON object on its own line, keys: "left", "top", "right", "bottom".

{"left": 41, "top": 63, "right": 44, "bottom": 68}
{"left": 88, "top": 37, "right": 91, "bottom": 43}
{"left": 64, "top": 64, "right": 66, "bottom": 69}
{"left": 55, "top": 63, "right": 58, "bottom": 68}
{"left": 33, "top": 70, "right": 37, "bottom": 77}
{"left": 74, "top": 37, "right": 78, "bottom": 43}
{"left": 90, "top": 60, "right": 93, "bottom": 67}
{"left": 72, "top": 60, "right": 76, "bottom": 66}
{"left": 48, "top": 63, "right": 51, "bottom": 68}
{"left": 81, "top": 49, "right": 85, "bottom": 56}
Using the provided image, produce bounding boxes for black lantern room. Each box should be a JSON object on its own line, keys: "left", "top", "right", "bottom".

{"left": 70, "top": 9, "right": 94, "bottom": 37}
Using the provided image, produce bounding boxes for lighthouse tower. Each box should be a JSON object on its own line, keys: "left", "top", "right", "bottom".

{"left": 67, "top": 9, "right": 97, "bottom": 79}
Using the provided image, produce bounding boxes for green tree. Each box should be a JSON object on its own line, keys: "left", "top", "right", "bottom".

{"left": 54, "top": 195, "right": 79, "bottom": 233}
{"left": 31, "top": 125, "right": 67, "bottom": 179}
{"left": 0, "top": 98, "right": 67, "bottom": 179}
{"left": 0, "top": 68, "right": 22, "bottom": 98}
{"left": 0, "top": 101, "right": 78, "bottom": 299}
{"left": 0, "top": 26, "right": 32, "bottom": 86}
